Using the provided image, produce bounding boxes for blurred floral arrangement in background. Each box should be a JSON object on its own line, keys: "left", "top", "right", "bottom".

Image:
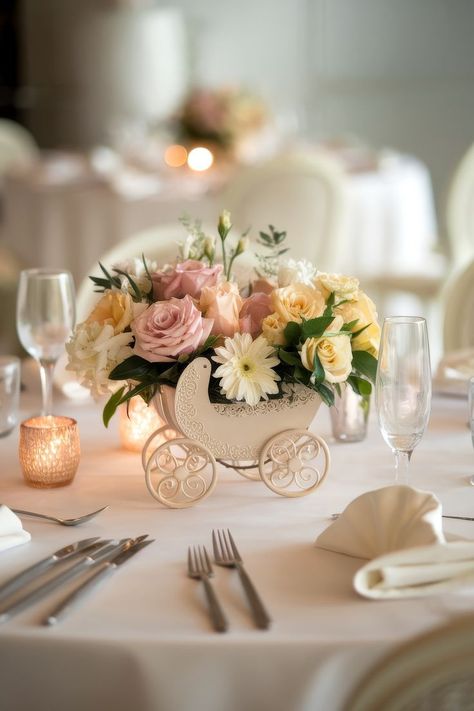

{"left": 66, "top": 211, "right": 380, "bottom": 425}
{"left": 173, "top": 87, "right": 269, "bottom": 154}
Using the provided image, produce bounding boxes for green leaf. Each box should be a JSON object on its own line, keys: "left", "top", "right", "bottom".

{"left": 351, "top": 350, "right": 378, "bottom": 384}
{"left": 102, "top": 386, "right": 126, "bottom": 428}
{"left": 312, "top": 382, "right": 334, "bottom": 407}
{"left": 278, "top": 348, "right": 302, "bottom": 367}
{"left": 348, "top": 375, "right": 372, "bottom": 396}
{"left": 301, "top": 315, "right": 334, "bottom": 340}
{"left": 341, "top": 319, "right": 359, "bottom": 333}
{"left": 311, "top": 351, "right": 325, "bottom": 384}
{"left": 323, "top": 292, "right": 336, "bottom": 317}
{"left": 112, "top": 269, "right": 142, "bottom": 302}
{"left": 283, "top": 321, "right": 302, "bottom": 346}
{"left": 351, "top": 322, "right": 371, "bottom": 339}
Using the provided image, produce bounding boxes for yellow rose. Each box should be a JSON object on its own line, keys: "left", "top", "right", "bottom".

{"left": 87, "top": 290, "right": 136, "bottom": 335}
{"left": 314, "top": 272, "right": 360, "bottom": 301}
{"left": 272, "top": 283, "right": 325, "bottom": 325}
{"left": 335, "top": 291, "right": 380, "bottom": 356}
{"left": 261, "top": 312, "right": 287, "bottom": 346}
{"left": 301, "top": 315, "right": 353, "bottom": 383}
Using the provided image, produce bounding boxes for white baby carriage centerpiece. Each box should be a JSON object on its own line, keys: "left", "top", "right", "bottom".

{"left": 67, "top": 212, "right": 380, "bottom": 508}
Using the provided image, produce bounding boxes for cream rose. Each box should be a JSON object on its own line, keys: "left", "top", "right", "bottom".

{"left": 200, "top": 281, "right": 243, "bottom": 337}
{"left": 272, "top": 283, "right": 325, "bottom": 325}
{"left": 301, "top": 315, "right": 352, "bottom": 383}
{"left": 261, "top": 313, "right": 287, "bottom": 346}
{"left": 335, "top": 291, "right": 381, "bottom": 356}
{"left": 314, "top": 272, "right": 360, "bottom": 301}
{"left": 87, "top": 290, "right": 146, "bottom": 335}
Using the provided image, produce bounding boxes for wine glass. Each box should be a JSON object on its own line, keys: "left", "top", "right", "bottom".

{"left": 468, "top": 376, "right": 474, "bottom": 486}
{"left": 375, "top": 316, "right": 432, "bottom": 482}
{"left": 17, "top": 269, "right": 76, "bottom": 415}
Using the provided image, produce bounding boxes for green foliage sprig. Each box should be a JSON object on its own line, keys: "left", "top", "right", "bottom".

{"left": 255, "top": 225, "right": 289, "bottom": 279}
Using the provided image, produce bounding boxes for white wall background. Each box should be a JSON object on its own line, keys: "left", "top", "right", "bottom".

{"left": 20, "top": 0, "right": 474, "bottom": 238}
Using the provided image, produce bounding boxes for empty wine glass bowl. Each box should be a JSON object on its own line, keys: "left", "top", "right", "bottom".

{"left": 375, "top": 316, "right": 432, "bottom": 482}
{"left": 468, "top": 376, "right": 474, "bottom": 486}
{"left": 17, "top": 269, "right": 75, "bottom": 415}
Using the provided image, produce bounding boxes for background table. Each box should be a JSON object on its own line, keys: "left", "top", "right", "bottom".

{"left": 0, "top": 367, "right": 473, "bottom": 711}
{"left": 1, "top": 151, "right": 441, "bottom": 289}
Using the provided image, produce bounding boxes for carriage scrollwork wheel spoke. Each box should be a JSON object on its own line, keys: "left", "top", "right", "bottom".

{"left": 145, "top": 438, "right": 217, "bottom": 509}
{"left": 258, "top": 429, "right": 330, "bottom": 497}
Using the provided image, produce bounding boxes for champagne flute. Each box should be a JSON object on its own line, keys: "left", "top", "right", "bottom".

{"left": 375, "top": 316, "right": 431, "bottom": 482}
{"left": 468, "top": 376, "right": 474, "bottom": 486}
{"left": 17, "top": 269, "right": 76, "bottom": 415}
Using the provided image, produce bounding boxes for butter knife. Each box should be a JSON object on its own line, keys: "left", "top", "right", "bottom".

{"left": 45, "top": 538, "right": 154, "bottom": 625}
{"left": 0, "top": 538, "right": 132, "bottom": 623}
{"left": 0, "top": 537, "right": 100, "bottom": 604}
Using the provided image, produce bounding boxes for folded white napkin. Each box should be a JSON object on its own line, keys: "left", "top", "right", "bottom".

{"left": 315, "top": 485, "right": 445, "bottom": 560}
{"left": 0, "top": 505, "right": 31, "bottom": 552}
{"left": 315, "top": 485, "right": 474, "bottom": 599}
{"left": 354, "top": 541, "right": 474, "bottom": 598}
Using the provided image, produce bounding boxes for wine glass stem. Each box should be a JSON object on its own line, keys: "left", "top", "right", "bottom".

{"left": 39, "top": 360, "right": 55, "bottom": 415}
{"left": 394, "top": 450, "right": 411, "bottom": 483}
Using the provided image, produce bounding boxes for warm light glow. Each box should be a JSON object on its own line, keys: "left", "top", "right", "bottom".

{"left": 119, "top": 397, "right": 165, "bottom": 453}
{"left": 187, "top": 146, "right": 214, "bottom": 172}
{"left": 164, "top": 144, "right": 188, "bottom": 168}
{"left": 19, "top": 416, "right": 80, "bottom": 488}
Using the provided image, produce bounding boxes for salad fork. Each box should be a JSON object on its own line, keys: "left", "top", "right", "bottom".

{"left": 187, "top": 545, "right": 228, "bottom": 633}
{"left": 212, "top": 529, "right": 271, "bottom": 630}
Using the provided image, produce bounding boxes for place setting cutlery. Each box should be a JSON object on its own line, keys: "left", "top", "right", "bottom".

{"left": 0, "top": 534, "right": 153, "bottom": 624}
{"left": 9, "top": 505, "right": 109, "bottom": 526}
{"left": 187, "top": 529, "right": 271, "bottom": 633}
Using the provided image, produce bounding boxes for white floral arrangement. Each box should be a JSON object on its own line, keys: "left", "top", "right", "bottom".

{"left": 66, "top": 212, "right": 380, "bottom": 425}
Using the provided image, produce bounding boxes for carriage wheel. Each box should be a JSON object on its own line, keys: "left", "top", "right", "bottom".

{"left": 141, "top": 425, "right": 180, "bottom": 472}
{"left": 258, "top": 429, "right": 330, "bottom": 497}
{"left": 145, "top": 438, "right": 217, "bottom": 508}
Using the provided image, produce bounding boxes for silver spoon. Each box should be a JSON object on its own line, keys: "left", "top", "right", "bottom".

{"left": 11, "top": 506, "right": 109, "bottom": 526}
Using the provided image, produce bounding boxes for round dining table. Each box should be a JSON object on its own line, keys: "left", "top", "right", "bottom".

{"left": 0, "top": 366, "right": 473, "bottom": 711}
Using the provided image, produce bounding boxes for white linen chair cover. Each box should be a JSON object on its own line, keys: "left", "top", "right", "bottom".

{"left": 0, "top": 119, "right": 38, "bottom": 179}
{"left": 442, "top": 258, "right": 474, "bottom": 352}
{"left": 346, "top": 613, "right": 474, "bottom": 711}
{"left": 221, "top": 151, "right": 347, "bottom": 272}
{"left": 446, "top": 142, "right": 474, "bottom": 268}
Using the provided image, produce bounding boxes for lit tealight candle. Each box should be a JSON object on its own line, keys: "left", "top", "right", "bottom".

{"left": 119, "top": 397, "right": 165, "bottom": 453}
{"left": 187, "top": 146, "right": 214, "bottom": 172}
{"left": 19, "top": 416, "right": 80, "bottom": 488}
{"left": 164, "top": 144, "right": 188, "bottom": 168}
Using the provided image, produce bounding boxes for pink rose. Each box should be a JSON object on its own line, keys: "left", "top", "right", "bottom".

{"left": 131, "top": 295, "right": 213, "bottom": 362}
{"left": 200, "top": 281, "right": 243, "bottom": 337}
{"left": 239, "top": 292, "right": 273, "bottom": 338}
{"left": 251, "top": 277, "right": 276, "bottom": 295}
{"left": 152, "top": 260, "right": 222, "bottom": 301}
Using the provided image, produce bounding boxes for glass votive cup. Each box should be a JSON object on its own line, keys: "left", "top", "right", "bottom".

{"left": 19, "top": 416, "right": 80, "bottom": 488}
{"left": 119, "top": 397, "right": 165, "bottom": 453}
{"left": 330, "top": 385, "right": 370, "bottom": 443}
{"left": 0, "top": 356, "right": 20, "bottom": 437}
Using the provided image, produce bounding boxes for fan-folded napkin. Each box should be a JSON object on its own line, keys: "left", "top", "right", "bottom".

{"left": 315, "top": 485, "right": 474, "bottom": 598}
{"left": 0, "top": 505, "right": 31, "bottom": 552}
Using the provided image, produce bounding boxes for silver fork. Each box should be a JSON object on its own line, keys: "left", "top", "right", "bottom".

{"left": 212, "top": 529, "right": 271, "bottom": 630}
{"left": 187, "top": 545, "right": 228, "bottom": 633}
{"left": 11, "top": 506, "right": 109, "bottom": 526}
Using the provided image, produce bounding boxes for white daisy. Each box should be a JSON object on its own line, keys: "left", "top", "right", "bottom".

{"left": 212, "top": 333, "right": 280, "bottom": 406}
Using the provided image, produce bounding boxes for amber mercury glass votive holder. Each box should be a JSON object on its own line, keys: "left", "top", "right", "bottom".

{"left": 19, "top": 416, "right": 80, "bottom": 488}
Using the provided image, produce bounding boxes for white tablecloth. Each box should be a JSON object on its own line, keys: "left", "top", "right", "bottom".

{"left": 1, "top": 152, "right": 441, "bottom": 289}
{"left": 0, "top": 369, "right": 473, "bottom": 711}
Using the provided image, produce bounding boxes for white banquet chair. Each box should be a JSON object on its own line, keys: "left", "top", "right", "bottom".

{"left": 446, "top": 142, "right": 474, "bottom": 269}
{"left": 442, "top": 258, "right": 474, "bottom": 352}
{"left": 346, "top": 613, "right": 474, "bottom": 711}
{"left": 221, "top": 151, "right": 348, "bottom": 272}
{"left": 0, "top": 119, "right": 38, "bottom": 182}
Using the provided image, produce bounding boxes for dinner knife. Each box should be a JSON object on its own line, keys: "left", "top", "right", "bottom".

{"left": 45, "top": 538, "right": 154, "bottom": 625}
{"left": 0, "top": 537, "right": 100, "bottom": 604}
{"left": 0, "top": 538, "right": 135, "bottom": 623}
